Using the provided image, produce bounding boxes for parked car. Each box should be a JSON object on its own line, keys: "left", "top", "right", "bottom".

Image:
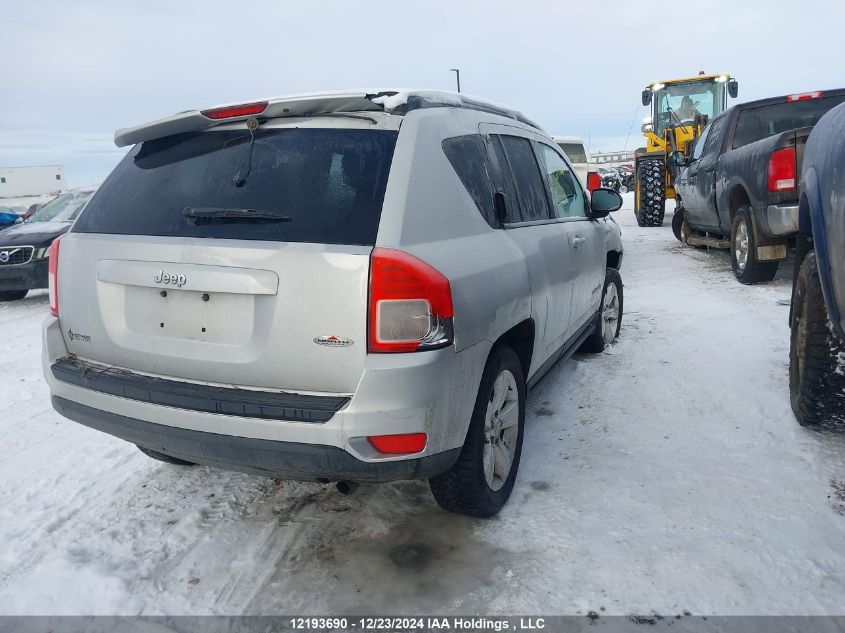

{"left": 23, "top": 203, "right": 42, "bottom": 220}
{"left": 0, "top": 188, "right": 96, "bottom": 301}
{"left": 0, "top": 206, "right": 20, "bottom": 229}
{"left": 553, "top": 136, "right": 592, "bottom": 189}
{"left": 42, "top": 90, "right": 624, "bottom": 517}
{"left": 673, "top": 89, "right": 845, "bottom": 283}
{"left": 789, "top": 101, "right": 845, "bottom": 428}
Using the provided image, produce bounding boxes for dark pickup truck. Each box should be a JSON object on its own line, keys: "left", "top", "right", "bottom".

{"left": 673, "top": 89, "right": 845, "bottom": 283}
{"left": 789, "top": 101, "right": 845, "bottom": 428}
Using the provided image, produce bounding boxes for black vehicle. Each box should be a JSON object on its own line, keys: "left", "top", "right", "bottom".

{"left": 672, "top": 89, "right": 845, "bottom": 283}
{"left": 789, "top": 102, "right": 845, "bottom": 428}
{"left": 0, "top": 189, "right": 95, "bottom": 301}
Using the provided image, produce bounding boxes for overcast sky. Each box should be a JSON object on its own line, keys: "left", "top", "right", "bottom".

{"left": 2, "top": 0, "right": 843, "bottom": 187}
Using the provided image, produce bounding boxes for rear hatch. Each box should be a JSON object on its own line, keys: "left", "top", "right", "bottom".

{"left": 60, "top": 119, "right": 399, "bottom": 394}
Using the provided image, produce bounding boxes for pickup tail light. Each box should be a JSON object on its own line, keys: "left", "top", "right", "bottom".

{"left": 368, "top": 433, "right": 427, "bottom": 454}
{"left": 587, "top": 171, "right": 602, "bottom": 192}
{"left": 201, "top": 101, "right": 268, "bottom": 120}
{"left": 767, "top": 147, "right": 797, "bottom": 192}
{"left": 368, "top": 248, "right": 454, "bottom": 353}
{"left": 48, "top": 237, "right": 61, "bottom": 316}
{"left": 787, "top": 92, "right": 823, "bottom": 102}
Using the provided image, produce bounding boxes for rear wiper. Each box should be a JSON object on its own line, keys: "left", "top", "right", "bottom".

{"left": 182, "top": 207, "right": 292, "bottom": 223}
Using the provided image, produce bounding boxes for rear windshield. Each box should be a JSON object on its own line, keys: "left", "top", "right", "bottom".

{"left": 732, "top": 95, "right": 845, "bottom": 149}
{"left": 74, "top": 128, "right": 398, "bottom": 245}
{"left": 556, "top": 142, "right": 587, "bottom": 163}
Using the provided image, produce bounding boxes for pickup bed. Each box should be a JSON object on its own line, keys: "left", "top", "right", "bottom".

{"left": 673, "top": 89, "right": 845, "bottom": 283}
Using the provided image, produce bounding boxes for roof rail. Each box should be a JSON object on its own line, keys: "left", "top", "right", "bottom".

{"left": 114, "top": 89, "right": 543, "bottom": 147}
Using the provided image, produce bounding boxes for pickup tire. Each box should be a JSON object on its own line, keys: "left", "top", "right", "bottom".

{"left": 730, "top": 206, "right": 778, "bottom": 284}
{"left": 0, "top": 290, "right": 28, "bottom": 301}
{"left": 672, "top": 207, "right": 685, "bottom": 243}
{"left": 580, "top": 268, "right": 623, "bottom": 353}
{"left": 789, "top": 252, "right": 845, "bottom": 428}
{"left": 137, "top": 445, "right": 196, "bottom": 466}
{"left": 636, "top": 159, "right": 665, "bottom": 227}
{"left": 429, "top": 344, "right": 525, "bottom": 517}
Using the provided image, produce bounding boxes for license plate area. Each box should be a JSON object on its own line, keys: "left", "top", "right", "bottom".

{"left": 124, "top": 285, "right": 255, "bottom": 345}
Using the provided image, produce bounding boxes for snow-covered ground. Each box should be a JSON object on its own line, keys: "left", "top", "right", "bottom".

{"left": 1, "top": 193, "right": 844, "bottom": 616}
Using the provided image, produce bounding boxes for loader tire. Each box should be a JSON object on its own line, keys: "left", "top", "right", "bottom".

{"left": 636, "top": 159, "right": 665, "bottom": 227}
{"left": 789, "top": 252, "right": 845, "bottom": 428}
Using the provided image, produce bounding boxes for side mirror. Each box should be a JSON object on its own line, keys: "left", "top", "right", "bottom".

{"left": 641, "top": 89, "right": 652, "bottom": 106}
{"left": 728, "top": 79, "right": 738, "bottom": 99}
{"left": 590, "top": 188, "right": 623, "bottom": 219}
{"left": 667, "top": 151, "right": 687, "bottom": 167}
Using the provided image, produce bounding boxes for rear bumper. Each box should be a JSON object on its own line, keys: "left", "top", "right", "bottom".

{"left": 0, "top": 258, "right": 48, "bottom": 291}
{"left": 53, "top": 396, "right": 459, "bottom": 481}
{"left": 42, "top": 315, "right": 488, "bottom": 481}
{"left": 756, "top": 204, "right": 799, "bottom": 238}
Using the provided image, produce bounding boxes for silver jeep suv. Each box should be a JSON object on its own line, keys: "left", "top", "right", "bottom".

{"left": 42, "top": 90, "right": 624, "bottom": 516}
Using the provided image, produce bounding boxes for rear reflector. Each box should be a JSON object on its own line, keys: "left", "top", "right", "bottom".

{"left": 587, "top": 171, "right": 602, "bottom": 192}
{"left": 787, "top": 92, "right": 823, "bottom": 102}
{"left": 48, "top": 237, "right": 61, "bottom": 316}
{"left": 201, "top": 102, "right": 268, "bottom": 120}
{"left": 368, "top": 248, "right": 454, "bottom": 353}
{"left": 368, "top": 433, "right": 427, "bottom": 454}
{"left": 767, "top": 147, "right": 797, "bottom": 192}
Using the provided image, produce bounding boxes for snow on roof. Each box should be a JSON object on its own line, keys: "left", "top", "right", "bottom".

{"left": 114, "top": 89, "right": 542, "bottom": 147}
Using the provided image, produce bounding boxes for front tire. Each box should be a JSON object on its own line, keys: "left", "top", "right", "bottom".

{"left": 731, "top": 206, "right": 778, "bottom": 284}
{"left": 672, "top": 206, "right": 685, "bottom": 243}
{"left": 429, "top": 345, "right": 526, "bottom": 517}
{"left": 789, "top": 252, "right": 845, "bottom": 428}
{"left": 636, "top": 159, "right": 666, "bottom": 227}
{"left": 0, "top": 289, "right": 28, "bottom": 301}
{"left": 580, "top": 268, "right": 623, "bottom": 353}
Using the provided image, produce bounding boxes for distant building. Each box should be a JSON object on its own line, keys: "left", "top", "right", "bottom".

{"left": 590, "top": 151, "right": 635, "bottom": 167}
{"left": 0, "top": 166, "right": 65, "bottom": 198}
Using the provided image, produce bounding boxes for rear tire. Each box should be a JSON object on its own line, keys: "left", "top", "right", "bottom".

{"left": 429, "top": 345, "right": 525, "bottom": 517}
{"left": 731, "top": 206, "right": 778, "bottom": 284}
{"left": 580, "top": 268, "right": 623, "bottom": 353}
{"left": 0, "top": 290, "right": 28, "bottom": 301}
{"left": 636, "top": 159, "right": 665, "bottom": 227}
{"left": 137, "top": 445, "right": 196, "bottom": 466}
{"left": 789, "top": 252, "right": 845, "bottom": 428}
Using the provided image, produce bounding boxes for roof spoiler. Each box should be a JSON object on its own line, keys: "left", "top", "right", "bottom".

{"left": 114, "top": 90, "right": 543, "bottom": 147}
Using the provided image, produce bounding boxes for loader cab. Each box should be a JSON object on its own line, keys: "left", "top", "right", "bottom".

{"left": 641, "top": 74, "right": 738, "bottom": 152}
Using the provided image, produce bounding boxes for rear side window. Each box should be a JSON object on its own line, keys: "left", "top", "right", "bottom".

{"left": 702, "top": 115, "right": 727, "bottom": 157}
{"left": 493, "top": 135, "right": 549, "bottom": 222}
{"left": 732, "top": 95, "right": 845, "bottom": 149}
{"left": 557, "top": 142, "right": 587, "bottom": 163}
{"left": 442, "top": 135, "right": 496, "bottom": 226}
{"left": 74, "top": 128, "right": 398, "bottom": 245}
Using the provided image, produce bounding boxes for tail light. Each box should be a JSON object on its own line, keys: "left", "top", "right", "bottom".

{"left": 587, "top": 171, "right": 602, "bottom": 192}
{"left": 368, "top": 248, "right": 454, "bottom": 353}
{"left": 787, "top": 92, "right": 823, "bottom": 102}
{"left": 201, "top": 101, "right": 268, "bottom": 120}
{"left": 368, "top": 433, "right": 428, "bottom": 454}
{"left": 48, "top": 237, "right": 61, "bottom": 316}
{"left": 767, "top": 148, "right": 796, "bottom": 192}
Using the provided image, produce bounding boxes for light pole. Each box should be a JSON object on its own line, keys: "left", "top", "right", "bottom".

{"left": 450, "top": 68, "right": 461, "bottom": 93}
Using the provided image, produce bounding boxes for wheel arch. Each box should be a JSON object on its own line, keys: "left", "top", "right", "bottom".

{"left": 492, "top": 319, "right": 535, "bottom": 383}
{"left": 728, "top": 184, "right": 751, "bottom": 221}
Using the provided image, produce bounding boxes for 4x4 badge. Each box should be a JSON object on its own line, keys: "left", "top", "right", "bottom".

{"left": 313, "top": 335, "right": 354, "bottom": 347}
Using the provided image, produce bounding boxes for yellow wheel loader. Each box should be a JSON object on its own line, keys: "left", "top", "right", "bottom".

{"left": 634, "top": 73, "right": 738, "bottom": 227}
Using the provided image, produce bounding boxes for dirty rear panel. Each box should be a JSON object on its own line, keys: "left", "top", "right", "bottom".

{"left": 61, "top": 121, "right": 399, "bottom": 394}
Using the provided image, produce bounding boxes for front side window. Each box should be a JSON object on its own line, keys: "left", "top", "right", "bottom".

{"left": 537, "top": 144, "right": 586, "bottom": 219}
{"left": 692, "top": 123, "right": 711, "bottom": 161}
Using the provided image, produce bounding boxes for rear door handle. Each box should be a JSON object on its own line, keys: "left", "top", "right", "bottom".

{"left": 571, "top": 235, "right": 586, "bottom": 248}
